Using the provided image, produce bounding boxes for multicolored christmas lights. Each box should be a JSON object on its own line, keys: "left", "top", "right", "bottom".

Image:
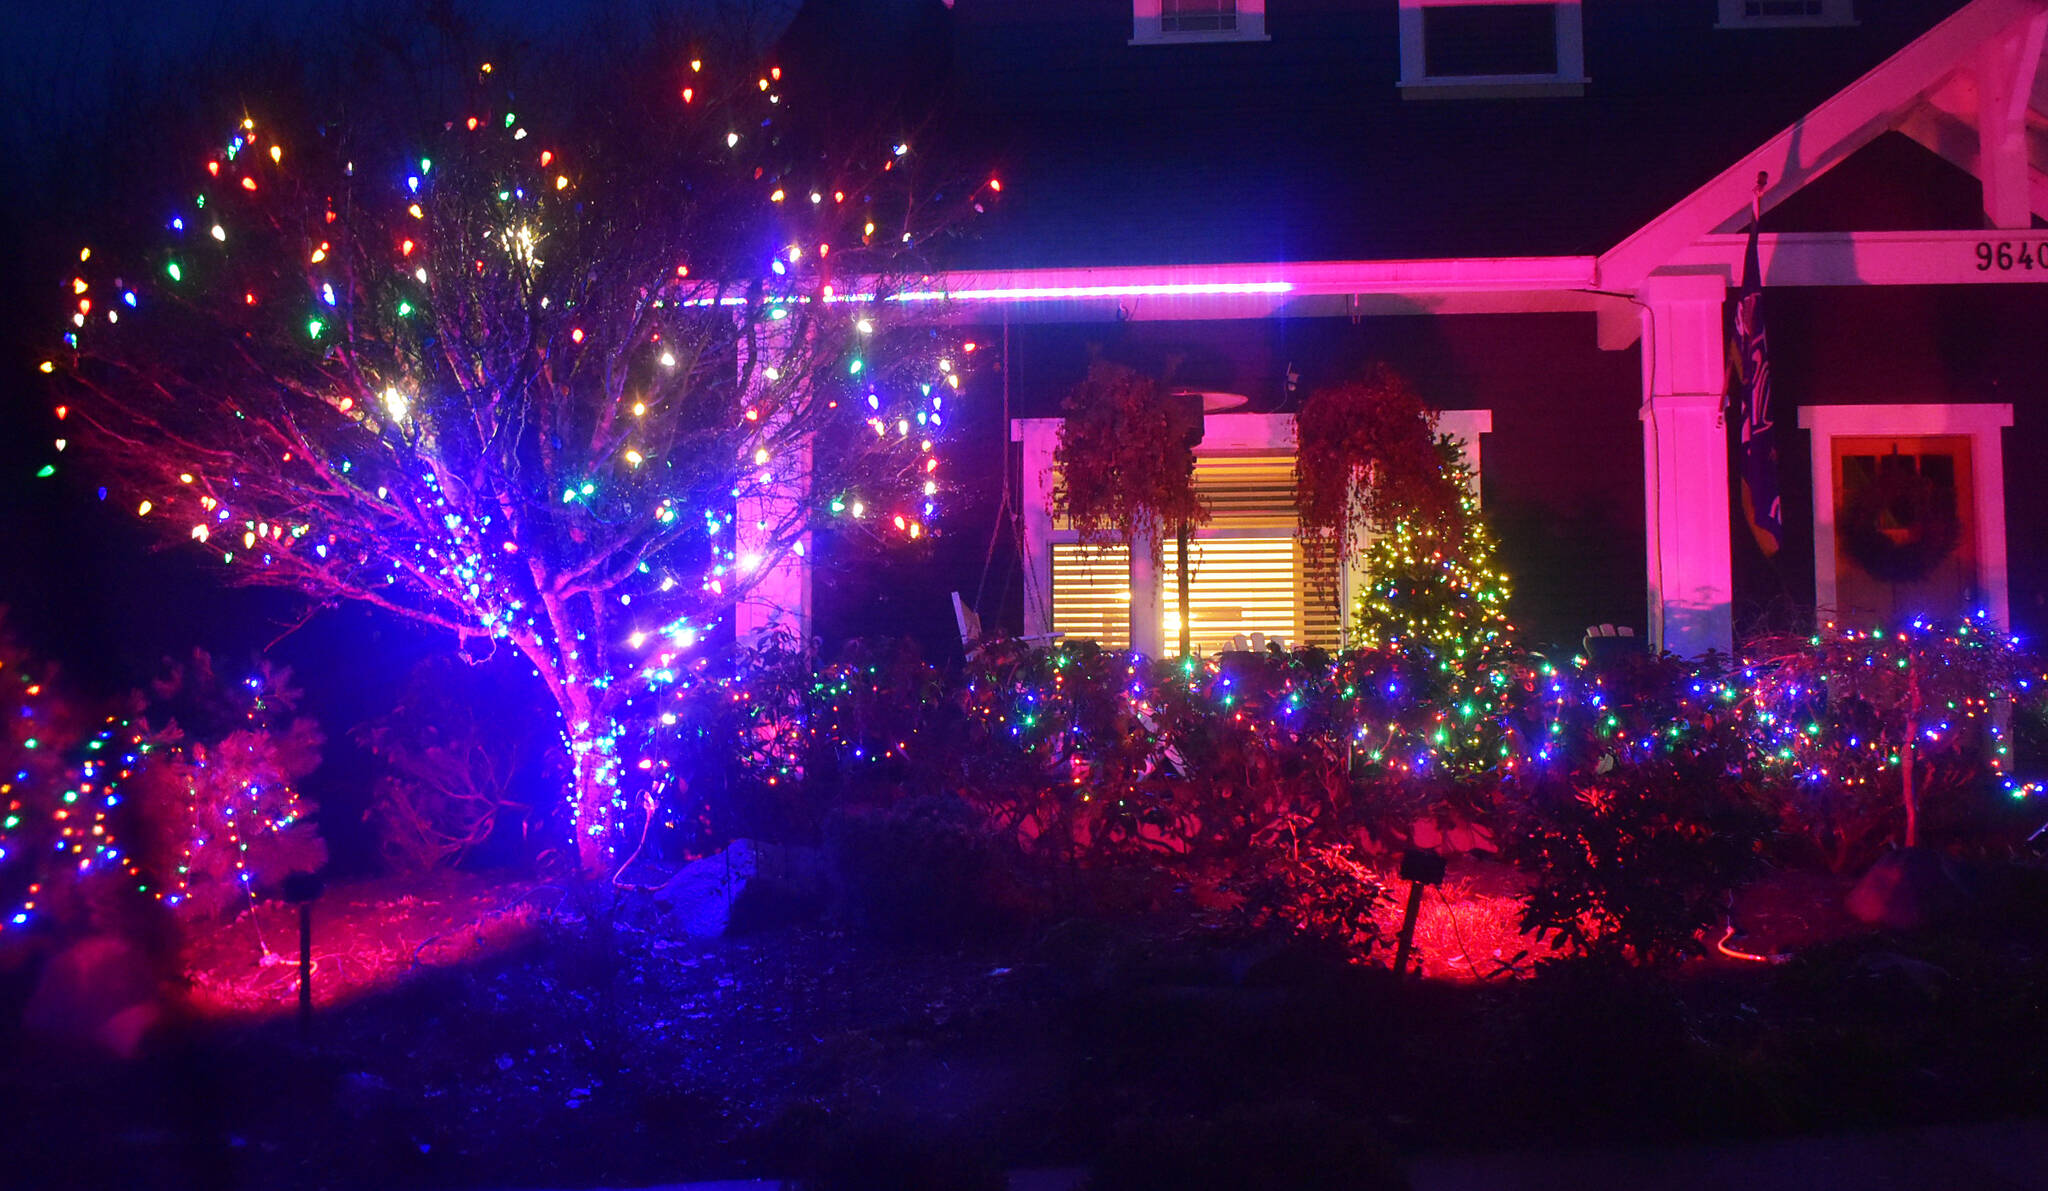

{"left": 44, "top": 56, "right": 992, "bottom": 870}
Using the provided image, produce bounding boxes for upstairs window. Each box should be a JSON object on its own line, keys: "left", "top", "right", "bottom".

{"left": 1164, "top": 0, "right": 1237, "bottom": 34}
{"left": 1132, "top": 0, "right": 1269, "bottom": 45}
{"left": 1718, "top": 0, "right": 1856, "bottom": 28}
{"left": 1425, "top": 3, "right": 1557, "bottom": 76}
{"left": 1399, "top": 0, "right": 1586, "bottom": 99}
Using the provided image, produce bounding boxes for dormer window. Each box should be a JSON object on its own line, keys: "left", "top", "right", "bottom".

{"left": 1131, "top": 0, "right": 1270, "bottom": 45}
{"left": 1398, "top": 0, "right": 1586, "bottom": 99}
{"left": 1717, "top": 0, "right": 1856, "bottom": 29}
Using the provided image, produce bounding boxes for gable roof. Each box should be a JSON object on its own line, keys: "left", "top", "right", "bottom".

{"left": 1599, "top": 0, "right": 2048, "bottom": 290}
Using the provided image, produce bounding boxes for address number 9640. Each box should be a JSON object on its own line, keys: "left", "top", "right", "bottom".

{"left": 1976, "top": 241, "right": 2046, "bottom": 271}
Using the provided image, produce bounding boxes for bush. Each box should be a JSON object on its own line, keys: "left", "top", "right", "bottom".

{"left": 354, "top": 656, "right": 536, "bottom": 872}
{"left": 824, "top": 793, "right": 1025, "bottom": 943}
{"left": 0, "top": 615, "right": 117, "bottom": 938}
{"left": 1509, "top": 760, "right": 1768, "bottom": 968}
{"left": 1231, "top": 843, "right": 1387, "bottom": 959}
{"left": 1744, "top": 617, "right": 2038, "bottom": 870}
{"left": 130, "top": 655, "right": 326, "bottom": 920}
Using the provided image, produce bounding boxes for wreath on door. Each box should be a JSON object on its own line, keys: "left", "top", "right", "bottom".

{"left": 1838, "top": 464, "right": 1962, "bottom": 583}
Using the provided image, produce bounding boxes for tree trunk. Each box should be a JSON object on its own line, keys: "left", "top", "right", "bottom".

{"left": 542, "top": 660, "right": 618, "bottom": 876}
{"left": 523, "top": 597, "right": 623, "bottom": 876}
{"left": 1901, "top": 737, "right": 1919, "bottom": 850}
{"left": 565, "top": 714, "right": 621, "bottom": 875}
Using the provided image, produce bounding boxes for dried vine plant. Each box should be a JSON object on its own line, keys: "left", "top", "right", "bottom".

{"left": 1293, "top": 364, "right": 1458, "bottom": 569}
{"left": 1051, "top": 362, "right": 1208, "bottom": 548}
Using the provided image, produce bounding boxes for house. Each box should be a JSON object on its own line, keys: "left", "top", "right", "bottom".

{"left": 785, "top": 0, "right": 2048, "bottom": 660}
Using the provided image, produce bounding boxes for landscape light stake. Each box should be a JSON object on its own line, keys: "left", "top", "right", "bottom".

{"left": 1392, "top": 848, "right": 1446, "bottom": 978}
{"left": 283, "top": 871, "right": 325, "bottom": 1037}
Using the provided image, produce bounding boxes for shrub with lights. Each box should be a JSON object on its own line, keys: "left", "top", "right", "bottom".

{"left": 0, "top": 619, "right": 153, "bottom": 935}
{"left": 671, "top": 610, "right": 2046, "bottom": 962}
{"left": 1741, "top": 616, "right": 2039, "bottom": 871}
{"left": 1506, "top": 650, "right": 1773, "bottom": 967}
{"left": 128, "top": 655, "right": 326, "bottom": 921}
{"left": 45, "top": 50, "right": 994, "bottom": 872}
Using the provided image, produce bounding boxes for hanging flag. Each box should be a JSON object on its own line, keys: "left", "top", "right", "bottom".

{"left": 1730, "top": 188, "right": 1782, "bottom": 558}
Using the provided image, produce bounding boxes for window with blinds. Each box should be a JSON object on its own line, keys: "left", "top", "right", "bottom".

{"left": 1050, "top": 542, "right": 1133, "bottom": 651}
{"left": 1048, "top": 453, "right": 1342, "bottom": 653}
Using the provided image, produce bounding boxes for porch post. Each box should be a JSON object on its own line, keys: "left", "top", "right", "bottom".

{"left": 1011, "top": 418, "right": 1059, "bottom": 639}
{"left": 1638, "top": 273, "right": 1735, "bottom": 658}
{"left": 1129, "top": 527, "right": 1165, "bottom": 659}
{"left": 735, "top": 325, "right": 811, "bottom": 646}
{"left": 734, "top": 437, "right": 813, "bottom": 646}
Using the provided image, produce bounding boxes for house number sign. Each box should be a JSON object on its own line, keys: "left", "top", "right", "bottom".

{"left": 1974, "top": 241, "right": 2048, "bottom": 271}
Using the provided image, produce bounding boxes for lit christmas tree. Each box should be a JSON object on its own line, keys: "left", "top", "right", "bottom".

{"left": 1348, "top": 439, "right": 1521, "bottom": 776}
{"left": 43, "top": 52, "right": 992, "bottom": 872}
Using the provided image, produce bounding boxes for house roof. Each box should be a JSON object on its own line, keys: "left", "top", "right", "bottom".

{"left": 920, "top": 0, "right": 2014, "bottom": 273}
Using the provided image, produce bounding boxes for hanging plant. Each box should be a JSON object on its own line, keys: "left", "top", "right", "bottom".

{"left": 1838, "top": 465, "right": 1962, "bottom": 583}
{"left": 1052, "top": 362, "right": 1208, "bottom": 547}
{"left": 1294, "top": 364, "right": 1458, "bottom": 569}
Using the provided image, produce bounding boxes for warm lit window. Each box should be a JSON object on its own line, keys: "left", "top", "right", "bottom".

{"left": 1398, "top": 0, "right": 1586, "bottom": 99}
{"left": 1038, "top": 411, "right": 1490, "bottom": 656}
{"left": 1131, "top": 0, "right": 1268, "bottom": 45}
{"left": 1051, "top": 541, "right": 1135, "bottom": 650}
{"left": 1050, "top": 453, "right": 1340, "bottom": 652}
{"left": 1717, "top": 0, "right": 1855, "bottom": 28}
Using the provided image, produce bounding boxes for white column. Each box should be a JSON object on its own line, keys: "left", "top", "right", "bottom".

{"left": 734, "top": 436, "right": 812, "bottom": 646}
{"left": 1638, "top": 273, "right": 1734, "bottom": 658}
{"left": 1129, "top": 526, "right": 1164, "bottom": 659}
{"left": 1011, "top": 418, "right": 1060, "bottom": 639}
{"left": 734, "top": 324, "right": 811, "bottom": 646}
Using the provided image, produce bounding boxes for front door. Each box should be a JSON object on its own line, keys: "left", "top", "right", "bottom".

{"left": 1829, "top": 434, "right": 1976, "bottom": 623}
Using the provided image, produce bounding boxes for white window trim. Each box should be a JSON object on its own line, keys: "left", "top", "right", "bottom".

{"left": 1398, "top": 0, "right": 1586, "bottom": 100}
{"left": 1716, "top": 0, "right": 1857, "bottom": 30}
{"left": 1131, "top": 0, "right": 1270, "bottom": 46}
{"left": 1797, "top": 403, "right": 2013, "bottom": 629}
{"left": 1011, "top": 410, "right": 1491, "bottom": 649}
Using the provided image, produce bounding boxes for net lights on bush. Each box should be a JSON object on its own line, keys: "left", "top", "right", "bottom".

{"left": 621, "top": 609, "right": 2044, "bottom": 870}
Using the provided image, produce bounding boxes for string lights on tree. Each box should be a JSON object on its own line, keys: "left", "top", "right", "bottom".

{"left": 43, "top": 54, "right": 997, "bottom": 872}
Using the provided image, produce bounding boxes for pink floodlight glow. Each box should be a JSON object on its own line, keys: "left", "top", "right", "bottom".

{"left": 890, "top": 280, "right": 1295, "bottom": 302}
{"left": 675, "top": 278, "right": 1295, "bottom": 308}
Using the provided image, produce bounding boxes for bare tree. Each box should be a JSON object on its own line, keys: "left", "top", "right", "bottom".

{"left": 47, "top": 47, "right": 987, "bottom": 871}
